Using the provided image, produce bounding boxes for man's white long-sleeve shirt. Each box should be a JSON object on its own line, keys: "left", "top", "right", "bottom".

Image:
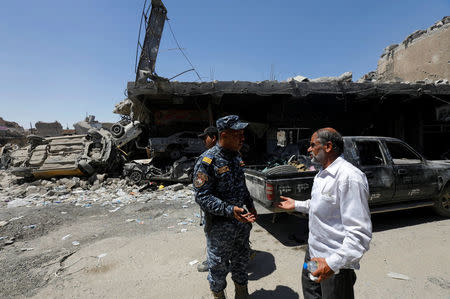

{"left": 295, "top": 156, "right": 372, "bottom": 272}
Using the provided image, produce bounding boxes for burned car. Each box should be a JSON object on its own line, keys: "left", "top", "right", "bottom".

{"left": 1, "top": 130, "right": 121, "bottom": 179}
{"left": 123, "top": 156, "right": 196, "bottom": 185}
{"left": 149, "top": 131, "right": 204, "bottom": 160}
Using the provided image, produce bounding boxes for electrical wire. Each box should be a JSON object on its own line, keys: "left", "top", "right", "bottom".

{"left": 166, "top": 18, "right": 202, "bottom": 82}
{"left": 135, "top": 0, "right": 148, "bottom": 74}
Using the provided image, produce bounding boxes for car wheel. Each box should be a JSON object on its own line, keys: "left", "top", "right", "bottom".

{"left": 111, "top": 124, "right": 125, "bottom": 138}
{"left": 433, "top": 186, "right": 450, "bottom": 218}
{"left": 169, "top": 149, "right": 181, "bottom": 160}
{"left": 128, "top": 170, "right": 143, "bottom": 184}
{"left": 78, "top": 160, "right": 95, "bottom": 175}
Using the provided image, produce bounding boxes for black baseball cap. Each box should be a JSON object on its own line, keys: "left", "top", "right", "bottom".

{"left": 198, "top": 126, "right": 218, "bottom": 138}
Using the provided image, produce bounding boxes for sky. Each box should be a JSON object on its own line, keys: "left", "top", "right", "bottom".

{"left": 0, "top": 0, "right": 449, "bottom": 129}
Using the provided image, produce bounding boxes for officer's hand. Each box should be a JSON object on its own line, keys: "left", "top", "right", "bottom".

{"left": 248, "top": 206, "right": 258, "bottom": 220}
{"left": 311, "top": 257, "right": 334, "bottom": 282}
{"left": 274, "top": 196, "right": 295, "bottom": 211}
{"left": 233, "top": 206, "right": 256, "bottom": 223}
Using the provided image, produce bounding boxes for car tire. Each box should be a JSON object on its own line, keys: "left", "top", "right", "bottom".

{"left": 128, "top": 170, "right": 143, "bottom": 184}
{"left": 79, "top": 160, "right": 95, "bottom": 175}
{"left": 111, "top": 124, "right": 125, "bottom": 138}
{"left": 265, "top": 165, "right": 299, "bottom": 175}
{"left": 169, "top": 149, "right": 181, "bottom": 160}
{"left": 433, "top": 186, "right": 450, "bottom": 218}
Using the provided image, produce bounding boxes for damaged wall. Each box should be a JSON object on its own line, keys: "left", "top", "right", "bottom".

{"left": 0, "top": 117, "right": 26, "bottom": 146}
{"left": 35, "top": 121, "right": 63, "bottom": 137}
{"left": 375, "top": 16, "right": 450, "bottom": 83}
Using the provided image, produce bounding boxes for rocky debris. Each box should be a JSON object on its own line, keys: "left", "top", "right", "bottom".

{"left": 0, "top": 170, "right": 194, "bottom": 209}
{"left": 403, "top": 29, "right": 427, "bottom": 47}
{"left": 428, "top": 16, "right": 450, "bottom": 32}
{"left": 73, "top": 115, "right": 114, "bottom": 135}
{"left": 357, "top": 71, "right": 377, "bottom": 83}
{"left": 166, "top": 183, "right": 184, "bottom": 191}
{"left": 287, "top": 72, "right": 353, "bottom": 83}
{"left": 113, "top": 98, "right": 134, "bottom": 116}
{"left": 310, "top": 71, "right": 352, "bottom": 83}
{"left": 286, "top": 75, "right": 309, "bottom": 82}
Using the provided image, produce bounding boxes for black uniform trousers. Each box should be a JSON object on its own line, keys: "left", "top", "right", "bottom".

{"left": 302, "top": 248, "right": 357, "bottom": 299}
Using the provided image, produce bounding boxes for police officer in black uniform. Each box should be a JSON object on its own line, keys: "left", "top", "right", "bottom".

{"left": 193, "top": 115, "right": 257, "bottom": 299}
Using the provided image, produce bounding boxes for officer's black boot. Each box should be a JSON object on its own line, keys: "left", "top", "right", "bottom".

{"left": 234, "top": 282, "right": 249, "bottom": 299}
{"left": 212, "top": 290, "right": 226, "bottom": 299}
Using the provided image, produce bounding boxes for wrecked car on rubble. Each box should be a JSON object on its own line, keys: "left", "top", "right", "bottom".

{"left": 149, "top": 131, "right": 204, "bottom": 160}
{"left": 123, "top": 156, "right": 196, "bottom": 185}
{"left": 1, "top": 129, "right": 121, "bottom": 179}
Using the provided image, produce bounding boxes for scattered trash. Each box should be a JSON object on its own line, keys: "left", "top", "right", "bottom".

{"left": 5, "top": 240, "right": 14, "bottom": 245}
{"left": 23, "top": 224, "right": 37, "bottom": 229}
{"left": 61, "top": 211, "right": 67, "bottom": 214}
{"left": 182, "top": 205, "right": 188, "bottom": 208}
{"left": 126, "top": 219, "right": 136, "bottom": 223}
{"left": 0, "top": 221, "right": 8, "bottom": 227}
{"left": 178, "top": 221, "right": 188, "bottom": 226}
{"left": 83, "top": 204, "right": 92, "bottom": 208}
{"left": 9, "top": 216, "right": 24, "bottom": 222}
{"left": 194, "top": 213, "right": 201, "bottom": 218}
{"left": 163, "top": 213, "right": 169, "bottom": 217}
{"left": 62, "top": 234, "right": 71, "bottom": 240}
{"left": 189, "top": 259, "right": 199, "bottom": 266}
{"left": 170, "top": 183, "right": 185, "bottom": 191}
{"left": 158, "top": 185, "right": 164, "bottom": 190}
{"left": 167, "top": 226, "right": 174, "bottom": 229}
{"left": 0, "top": 236, "right": 7, "bottom": 240}
{"left": 97, "top": 253, "right": 107, "bottom": 259}
{"left": 21, "top": 248, "right": 34, "bottom": 251}
{"left": 109, "top": 207, "right": 121, "bottom": 213}
{"left": 387, "top": 272, "right": 410, "bottom": 280}
{"left": 180, "top": 228, "right": 187, "bottom": 233}
{"left": 72, "top": 241, "right": 80, "bottom": 246}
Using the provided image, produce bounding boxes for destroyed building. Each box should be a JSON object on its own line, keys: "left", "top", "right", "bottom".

{"left": 35, "top": 121, "right": 63, "bottom": 137}
{"left": 73, "top": 115, "right": 114, "bottom": 135}
{"left": 372, "top": 16, "right": 450, "bottom": 84}
{"left": 116, "top": 3, "right": 449, "bottom": 162}
{"left": 0, "top": 117, "right": 26, "bottom": 146}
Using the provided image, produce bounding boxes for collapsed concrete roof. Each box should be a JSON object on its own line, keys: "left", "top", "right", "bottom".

{"left": 127, "top": 80, "right": 450, "bottom": 102}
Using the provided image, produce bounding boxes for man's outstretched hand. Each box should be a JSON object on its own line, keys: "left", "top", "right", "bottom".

{"left": 274, "top": 196, "right": 295, "bottom": 211}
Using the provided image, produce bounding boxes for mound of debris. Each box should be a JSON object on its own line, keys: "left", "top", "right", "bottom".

{"left": 0, "top": 170, "right": 194, "bottom": 210}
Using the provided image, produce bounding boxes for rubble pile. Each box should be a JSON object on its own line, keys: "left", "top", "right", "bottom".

{"left": 0, "top": 170, "right": 195, "bottom": 209}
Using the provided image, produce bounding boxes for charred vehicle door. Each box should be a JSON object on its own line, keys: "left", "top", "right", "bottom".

{"left": 352, "top": 139, "right": 395, "bottom": 203}
{"left": 384, "top": 140, "right": 438, "bottom": 201}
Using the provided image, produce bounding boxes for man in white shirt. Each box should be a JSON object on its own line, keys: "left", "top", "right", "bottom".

{"left": 275, "top": 128, "right": 372, "bottom": 299}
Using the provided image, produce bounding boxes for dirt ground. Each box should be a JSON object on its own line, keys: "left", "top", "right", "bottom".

{"left": 0, "top": 196, "right": 449, "bottom": 299}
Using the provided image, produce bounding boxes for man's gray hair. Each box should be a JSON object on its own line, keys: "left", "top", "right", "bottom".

{"left": 316, "top": 128, "right": 344, "bottom": 155}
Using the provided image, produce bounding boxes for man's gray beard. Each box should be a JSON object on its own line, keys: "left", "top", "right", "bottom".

{"left": 311, "top": 149, "right": 325, "bottom": 163}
